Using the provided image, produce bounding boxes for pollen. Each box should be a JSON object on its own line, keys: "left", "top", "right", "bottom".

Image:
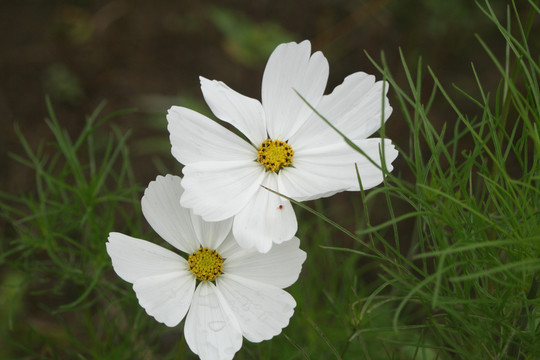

{"left": 188, "top": 247, "right": 224, "bottom": 282}
{"left": 257, "top": 139, "right": 294, "bottom": 173}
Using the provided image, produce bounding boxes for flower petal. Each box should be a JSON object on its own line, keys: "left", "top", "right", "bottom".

{"left": 232, "top": 174, "right": 297, "bottom": 253}
{"left": 189, "top": 210, "right": 233, "bottom": 250}
{"left": 133, "top": 271, "right": 195, "bottom": 327}
{"left": 217, "top": 274, "right": 296, "bottom": 343}
{"left": 181, "top": 161, "right": 265, "bottom": 221}
{"left": 141, "top": 175, "right": 199, "bottom": 254}
{"left": 289, "top": 72, "right": 393, "bottom": 149}
{"left": 167, "top": 106, "right": 254, "bottom": 165}
{"left": 215, "top": 229, "right": 243, "bottom": 259}
{"left": 185, "top": 282, "right": 242, "bottom": 360}
{"left": 262, "top": 40, "right": 329, "bottom": 140}
{"left": 106, "top": 233, "right": 195, "bottom": 327}
{"left": 224, "top": 237, "right": 306, "bottom": 288}
{"left": 278, "top": 138, "right": 399, "bottom": 201}
{"left": 106, "top": 232, "right": 187, "bottom": 283}
{"left": 200, "top": 77, "right": 267, "bottom": 145}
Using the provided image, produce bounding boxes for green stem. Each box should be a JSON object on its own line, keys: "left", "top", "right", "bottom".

{"left": 506, "top": 273, "right": 538, "bottom": 358}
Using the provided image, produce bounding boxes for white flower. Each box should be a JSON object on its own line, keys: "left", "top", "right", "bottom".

{"left": 106, "top": 175, "right": 306, "bottom": 360}
{"left": 167, "top": 40, "right": 398, "bottom": 252}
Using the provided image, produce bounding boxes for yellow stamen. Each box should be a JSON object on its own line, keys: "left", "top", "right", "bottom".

{"left": 256, "top": 139, "right": 294, "bottom": 173}
{"left": 188, "top": 247, "right": 224, "bottom": 282}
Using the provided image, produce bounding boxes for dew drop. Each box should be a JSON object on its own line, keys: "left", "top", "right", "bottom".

{"left": 198, "top": 292, "right": 219, "bottom": 309}
{"left": 208, "top": 320, "right": 226, "bottom": 332}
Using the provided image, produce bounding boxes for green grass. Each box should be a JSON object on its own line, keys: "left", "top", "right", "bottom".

{"left": 1, "top": 0, "right": 539, "bottom": 359}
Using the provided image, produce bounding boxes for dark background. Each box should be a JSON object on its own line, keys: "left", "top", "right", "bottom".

{"left": 0, "top": 0, "right": 508, "bottom": 194}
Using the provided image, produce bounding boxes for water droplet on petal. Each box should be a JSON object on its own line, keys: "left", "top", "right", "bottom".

{"left": 208, "top": 320, "right": 226, "bottom": 332}
{"left": 198, "top": 292, "right": 219, "bottom": 309}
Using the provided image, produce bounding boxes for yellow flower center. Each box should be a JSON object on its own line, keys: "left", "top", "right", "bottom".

{"left": 188, "top": 247, "right": 224, "bottom": 282}
{"left": 256, "top": 139, "right": 294, "bottom": 173}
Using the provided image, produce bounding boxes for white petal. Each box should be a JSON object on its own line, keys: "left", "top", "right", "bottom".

{"left": 181, "top": 161, "right": 265, "bottom": 221}
{"left": 185, "top": 282, "right": 242, "bottom": 360}
{"left": 278, "top": 138, "right": 398, "bottom": 201}
{"left": 224, "top": 237, "right": 306, "bottom": 288}
{"left": 215, "top": 229, "right": 243, "bottom": 259}
{"left": 141, "top": 175, "right": 199, "bottom": 254}
{"left": 106, "top": 232, "right": 187, "bottom": 283}
{"left": 133, "top": 271, "right": 195, "bottom": 327}
{"left": 232, "top": 175, "right": 297, "bottom": 253}
{"left": 200, "top": 77, "right": 267, "bottom": 145}
{"left": 217, "top": 274, "right": 296, "bottom": 343}
{"left": 262, "top": 40, "right": 329, "bottom": 140}
{"left": 289, "top": 72, "right": 393, "bottom": 149}
{"left": 167, "top": 106, "right": 254, "bottom": 165}
{"left": 106, "top": 233, "right": 195, "bottom": 327}
{"left": 189, "top": 211, "right": 233, "bottom": 250}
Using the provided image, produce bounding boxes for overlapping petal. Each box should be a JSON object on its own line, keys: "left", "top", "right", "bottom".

{"left": 217, "top": 274, "right": 296, "bottom": 343}
{"left": 289, "top": 72, "right": 393, "bottom": 150}
{"left": 141, "top": 174, "right": 199, "bottom": 254}
{"left": 200, "top": 77, "right": 267, "bottom": 145}
{"left": 215, "top": 229, "right": 244, "bottom": 259}
{"left": 262, "top": 40, "right": 329, "bottom": 140}
{"left": 181, "top": 160, "right": 265, "bottom": 222}
{"left": 232, "top": 174, "right": 297, "bottom": 252}
{"left": 278, "top": 138, "right": 398, "bottom": 201}
{"left": 185, "top": 282, "right": 243, "bottom": 360}
{"left": 167, "top": 106, "right": 254, "bottom": 165}
{"left": 190, "top": 210, "right": 233, "bottom": 250}
{"left": 224, "top": 237, "right": 306, "bottom": 288}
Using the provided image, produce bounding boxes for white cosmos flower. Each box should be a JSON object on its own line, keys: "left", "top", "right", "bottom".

{"left": 167, "top": 40, "right": 399, "bottom": 253}
{"left": 106, "top": 175, "right": 306, "bottom": 360}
